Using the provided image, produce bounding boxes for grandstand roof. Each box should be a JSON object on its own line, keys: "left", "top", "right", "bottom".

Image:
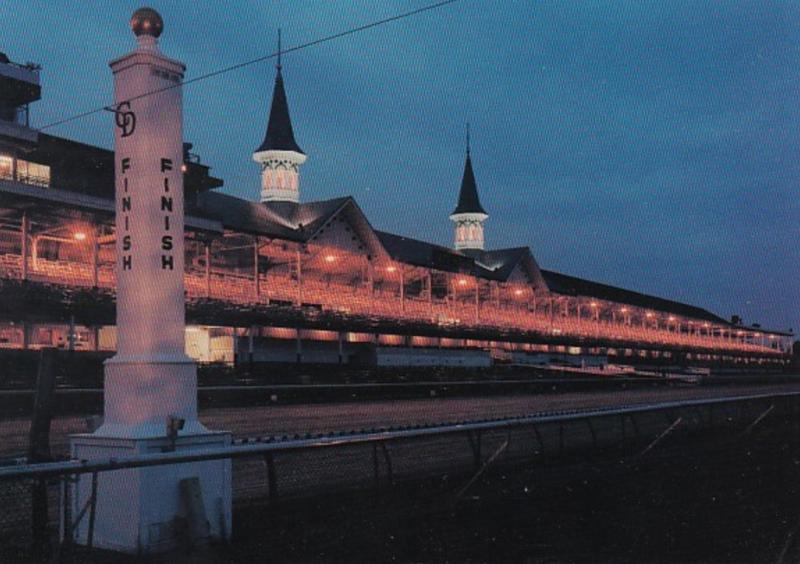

{"left": 540, "top": 269, "right": 729, "bottom": 325}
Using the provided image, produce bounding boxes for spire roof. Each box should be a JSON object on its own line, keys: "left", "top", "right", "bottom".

{"left": 451, "top": 134, "right": 486, "bottom": 215}
{"left": 255, "top": 32, "right": 304, "bottom": 155}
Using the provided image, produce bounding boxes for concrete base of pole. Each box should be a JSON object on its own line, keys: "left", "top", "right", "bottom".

{"left": 97, "top": 358, "right": 206, "bottom": 438}
{"left": 66, "top": 431, "right": 232, "bottom": 553}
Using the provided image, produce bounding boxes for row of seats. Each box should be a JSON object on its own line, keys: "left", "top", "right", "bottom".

{"left": 0, "top": 253, "right": 782, "bottom": 355}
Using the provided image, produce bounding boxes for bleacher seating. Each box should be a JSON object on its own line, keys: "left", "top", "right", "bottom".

{"left": 0, "top": 250, "right": 784, "bottom": 357}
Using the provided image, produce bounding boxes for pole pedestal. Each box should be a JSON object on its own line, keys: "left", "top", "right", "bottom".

{"left": 68, "top": 432, "right": 232, "bottom": 553}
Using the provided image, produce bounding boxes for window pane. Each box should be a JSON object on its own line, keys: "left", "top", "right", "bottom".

{"left": 0, "top": 155, "right": 12, "bottom": 181}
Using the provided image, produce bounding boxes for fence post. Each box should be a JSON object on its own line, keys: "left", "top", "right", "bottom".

{"left": 29, "top": 348, "right": 57, "bottom": 553}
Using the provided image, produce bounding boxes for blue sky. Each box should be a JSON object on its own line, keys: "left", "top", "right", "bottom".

{"left": 2, "top": 1, "right": 798, "bottom": 333}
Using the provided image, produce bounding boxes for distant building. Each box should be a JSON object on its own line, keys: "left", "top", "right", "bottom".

{"left": 0, "top": 49, "right": 792, "bottom": 369}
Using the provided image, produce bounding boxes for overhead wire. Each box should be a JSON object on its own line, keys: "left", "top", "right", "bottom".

{"left": 37, "top": 0, "right": 463, "bottom": 131}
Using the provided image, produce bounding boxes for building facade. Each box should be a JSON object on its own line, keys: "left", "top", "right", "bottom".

{"left": 0, "top": 49, "right": 793, "bottom": 370}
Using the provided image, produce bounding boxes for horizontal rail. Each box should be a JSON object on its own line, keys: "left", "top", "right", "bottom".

{"left": 1, "top": 390, "right": 798, "bottom": 482}
{"left": 0, "top": 377, "right": 669, "bottom": 396}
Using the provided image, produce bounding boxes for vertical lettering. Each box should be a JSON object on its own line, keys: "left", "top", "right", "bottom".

{"left": 122, "top": 255, "right": 132, "bottom": 270}
{"left": 161, "top": 255, "right": 174, "bottom": 270}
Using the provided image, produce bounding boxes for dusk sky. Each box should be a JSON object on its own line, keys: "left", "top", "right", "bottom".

{"left": 3, "top": 1, "right": 798, "bottom": 333}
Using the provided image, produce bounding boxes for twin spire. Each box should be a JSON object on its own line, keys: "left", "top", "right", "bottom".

{"left": 254, "top": 29, "right": 304, "bottom": 156}
{"left": 450, "top": 124, "right": 489, "bottom": 252}
{"left": 452, "top": 123, "right": 487, "bottom": 216}
{"left": 252, "top": 30, "right": 307, "bottom": 203}
{"left": 252, "top": 32, "right": 488, "bottom": 251}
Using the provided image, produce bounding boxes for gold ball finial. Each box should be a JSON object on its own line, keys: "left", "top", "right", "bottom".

{"left": 130, "top": 7, "right": 163, "bottom": 38}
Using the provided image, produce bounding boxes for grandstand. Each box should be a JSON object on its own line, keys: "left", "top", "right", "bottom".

{"left": 0, "top": 49, "right": 793, "bottom": 370}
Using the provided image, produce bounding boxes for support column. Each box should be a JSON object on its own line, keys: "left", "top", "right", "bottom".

{"left": 20, "top": 212, "right": 28, "bottom": 281}
{"left": 204, "top": 241, "right": 211, "bottom": 298}
{"left": 253, "top": 236, "right": 260, "bottom": 300}
{"left": 248, "top": 325, "right": 256, "bottom": 364}
{"left": 296, "top": 246, "right": 302, "bottom": 306}
{"left": 474, "top": 278, "right": 480, "bottom": 323}
{"left": 338, "top": 331, "right": 344, "bottom": 364}
{"left": 91, "top": 229, "right": 100, "bottom": 287}
{"left": 399, "top": 266, "right": 405, "bottom": 313}
{"left": 68, "top": 314, "right": 76, "bottom": 353}
{"left": 366, "top": 257, "right": 374, "bottom": 296}
{"left": 427, "top": 270, "right": 433, "bottom": 311}
{"left": 296, "top": 330, "right": 302, "bottom": 363}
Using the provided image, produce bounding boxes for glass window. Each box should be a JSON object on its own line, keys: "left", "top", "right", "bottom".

{"left": 16, "top": 159, "right": 50, "bottom": 187}
{"left": 0, "top": 155, "right": 12, "bottom": 181}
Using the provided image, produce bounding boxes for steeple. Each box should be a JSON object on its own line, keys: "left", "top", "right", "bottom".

{"left": 450, "top": 125, "right": 488, "bottom": 251}
{"left": 252, "top": 29, "right": 307, "bottom": 203}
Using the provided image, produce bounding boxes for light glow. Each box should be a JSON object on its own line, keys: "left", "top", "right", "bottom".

{"left": 73, "top": 232, "right": 87, "bottom": 241}
{"left": 324, "top": 255, "right": 336, "bottom": 263}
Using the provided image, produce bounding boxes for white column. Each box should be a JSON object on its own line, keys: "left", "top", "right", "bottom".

{"left": 100, "top": 27, "right": 200, "bottom": 436}
{"left": 69, "top": 11, "right": 231, "bottom": 553}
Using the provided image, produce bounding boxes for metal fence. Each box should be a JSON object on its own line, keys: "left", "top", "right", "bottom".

{"left": 1, "top": 390, "right": 798, "bottom": 561}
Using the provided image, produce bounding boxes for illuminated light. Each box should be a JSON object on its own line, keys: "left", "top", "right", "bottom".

{"left": 324, "top": 255, "right": 336, "bottom": 263}
{"left": 386, "top": 265, "right": 397, "bottom": 273}
{"left": 73, "top": 232, "right": 87, "bottom": 241}
{"left": 769, "top": 335, "right": 776, "bottom": 339}
{"left": 668, "top": 316, "right": 676, "bottom": 322}
{"left": 458, "top": 278, "right": 468, "bottom": 287}
{"left": 181, "top": 164, "right": 188, "bottom": 172}
{"left": 514, "top": 289, "right": 523, "bottom": 296}
{"left": 620, "top": 308, "right": 628, "bottom": 313}
{"left": 703, "top": 323, "right": 710, "bottom": 328}
{"left": 737, "top": 331, "right": 743, "bottom": 336}
{"left": 646, "top": 312, "right": 654, "bottom": 318}
{"left": 590, "top": 302, "right": 598, "bottom": 308}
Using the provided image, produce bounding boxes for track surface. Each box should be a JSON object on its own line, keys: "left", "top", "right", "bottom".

{"left": 2, "top": 381, "right": 800, "bottom": 459}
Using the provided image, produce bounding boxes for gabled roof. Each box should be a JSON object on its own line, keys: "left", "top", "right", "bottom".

{"left": 193, "top": 191, "right": 303, "bottom": 241}
{"left": 541, "top": 269, "right": 729, "bottom": 325}
{"left": 451, "top": 152, "right": 486, "bottom": 216}
{"left": 375, "top": 230, "right": 500, "bottom": 279}
{"left": 192, "top": 191, "right": 387, "bottom": 258}
{"left": 477, "top": 247, "right": 530, "bottom": 280}
{"left": 473, "top": 247, "right": 549, "bottom": 289}
{"left": 254, "top": 67, "right": 304, "bottom": 155}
